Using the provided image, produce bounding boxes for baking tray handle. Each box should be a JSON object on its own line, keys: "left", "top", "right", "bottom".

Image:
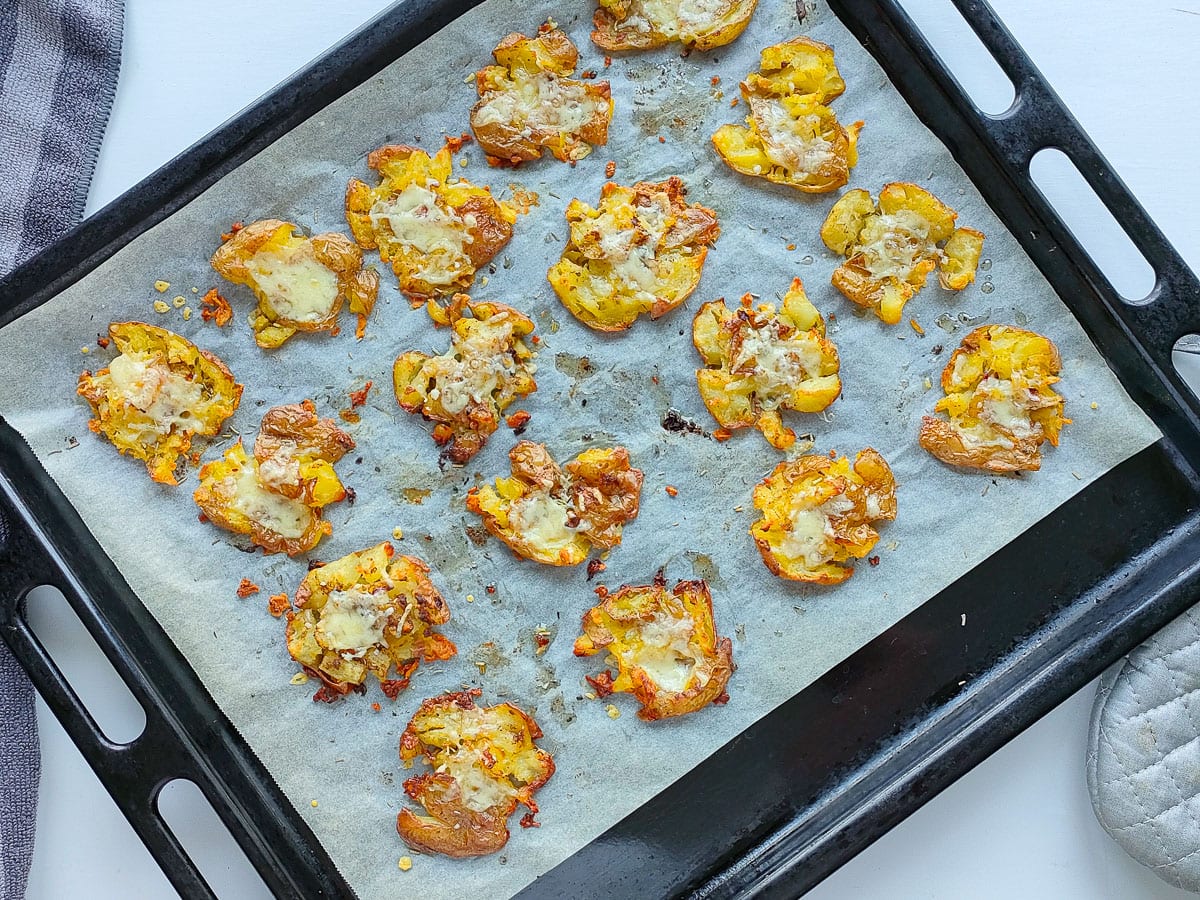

{"left": 0, "top": 499, "right": 221, "bottom": 899}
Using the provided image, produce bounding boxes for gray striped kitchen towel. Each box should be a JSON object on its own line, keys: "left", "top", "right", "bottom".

{"left": 0, "top": 1, "right": 123, "bottom": 897}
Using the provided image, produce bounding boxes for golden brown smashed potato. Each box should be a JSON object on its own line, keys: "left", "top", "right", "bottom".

{"left": 575, "top": 573, "right": 734, "bottom": 720}
{"left": 751, "top": 449, "right": 896, "bottom": 584}
{"left": 820, "top": 182, "right": 985, "bottom": 324}
{"left": 591, "top": 0, "right": 758, "bottom": 51}
{"left": 466, "top": 441, "right": 643, "bottom": 566}
{"left": 285, "top": 542, "right": 456, "bottom": 702}
{"left": 920, "top": 324, "right": 1067, "bottom": 472}
{"left": 712, "top": 38, "right": 862, "bottom": 194}
{"left": 693, "top": 277, "right": 840, "bottom": 449}
{"left": 398, "top": 689, "right": 554, "bottom": 858}
{"left": 193, "top": 401, "right": 352, "bottom": 555}
{"left": 547, "top": 177, "right": 720, "bottom": 331}
{"left": 471, "top": 24, "right": 612, "bottom": 166}
{"left": 393, "top": 298, "right": 538, "bottom": 464}
{"left": 77, "top": 322, "right": 242, "bottom": 485}
{"left": 210, "top": 219, "right": 379, "bottom": 348}
{"left": 346, "top": 144, "right": 518, "bottom": 303}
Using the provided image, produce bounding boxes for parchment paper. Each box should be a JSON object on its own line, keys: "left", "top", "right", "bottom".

{"left": 0, "top": 1, "right": 1160, "bottom": 897}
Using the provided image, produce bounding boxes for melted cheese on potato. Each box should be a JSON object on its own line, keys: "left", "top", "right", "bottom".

{"left": 474, "top": 73, "right": 606, "bottom": 135}
{"left": 107, "top": 352, "right": 204, "bottom": 435}
{"left": 508, "top": 494, "right": 577, "bottom": 551}
{"left": 227, "top": 464, "right": 312, "bottom": 540}
{"left": 247, "top": 244, "right": 340, "bottom": 323}
{"left": 316, "top": 588, "right": 389, "bottom": 656}
{"left": 369, "top": 184, "right": 472, "bottom": 286}
{"left": 755, "top": 97, "right": 835, "bottom": 173}
{"left": 729, "top": 325, "right": 824, "bottom": 409}
{"left": 857, "top": 209, "right": 933, "bottom": 280}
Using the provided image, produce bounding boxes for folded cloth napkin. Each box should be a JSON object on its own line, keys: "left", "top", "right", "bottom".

{"left": 0, "top": 2, "right": 123, "bottom": 897}
{"left": 1089, "top": 605, "right": 1200, "bottom": 893}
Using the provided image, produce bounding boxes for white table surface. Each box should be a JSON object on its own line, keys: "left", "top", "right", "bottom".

{"left": 23, "top": 1, "right": 1200, "bottom": 897}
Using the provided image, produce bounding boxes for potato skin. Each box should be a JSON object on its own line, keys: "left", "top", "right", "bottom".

{"left": 751, "top": 449, "right": 897, "bottom": 584}
{"left": 466, "top": 441, "right": 643, "bottom": 566}
{"left": 712, "top": 38, "right": 861, "bottom": 194}
{"left": 919, "top": 324, "right": 1067, "bottom": 472}
{"left": 392, "top": 297, "right": 538, "bottom": 464}
{"left": 345, "top": 144, "right": 517, "bottom": 303}
{"left": 397, "top": 689, "right": 554, "bottom": 858}
{"left": 692, "top": 278, "right": 841, "bottom": 449}
{"left": 210, "top": 219, "right": 379, "bottom": 348}
{"left": 285, "top": 542, "right": 456, "bottom": 700}
{"left": 77, "top": 321, "right": 242, "bottom": 485}
{"left": 547, "top": 177, "right": 720, "bottom": 331}
{"left": 471, "top": 26, "right": 612, "bottom": 165}
{"left": 591, "top": 0, "right": 759, "bottom": 51}
{"left": 575, "top": 574, "right": 734, "bottom": 720}
{"left": 820, "top": 182, "right": 983, "bottom": 324}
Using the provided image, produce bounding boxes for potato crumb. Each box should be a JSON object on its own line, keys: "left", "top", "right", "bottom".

{"left": 372, "top": 702, "right": 382, "bottom": 712}
{"left": 605, "top": 703, "right": 621, "bottom": 719}
{"left": 349, "top": 381, "right": 373, "bottom": 408}
{"left": 199, "top": 289, "right": 233, "bottom": 327}
{"left": 481, "top": 275, "right": 489, "bottom": 287}
{"left": 459, "top": 157, "right": 468, "bottom": 167}
{"left": 923, "top": 376, "right": 932, "bottom": 391}
{"left": 909, "top": 318, "right": 924, "bottom": 336}
{"left": 80, "top": 346, "right": 89, "bottom": 354}
{"left": 172, "top": 295, "right": 186, "bottom": 308}
{"left": 392, "top": 526, "right": 404, "bottom": 540}
{"left": 290, "top": 672, "right": 310, "bottom": 685}
{"left": 399, "top": 856, "right": 413, "bottom": 872}
{"left": 664, "top": 485, "right": 678, "bottom": 497}
{"left": 154, "top": 280, "right": 170, "bottom": 292}
{"left": 466, "top": 594, "right": 475, "bottom": 603}
{"left": 182, "top": 307, "right": 192, "bottom": 321}
{"left": 191, "top": 286, "right": 199, "bottom": 294}
{"left": 267, "top": 593, "right": 290, "bottom": 617}
{"left": 787, "top": 243, "right": 796, "bottom": 251}
{"left": 310, "top": 800, "right": 319, "bottom": 808}
{"left": 605, "top": 160, "right": 616, "bottom": 178}
{"left": 585, "top": 691, "right": 597, "bottom": 700}
{"left": 152, "top": 300, "right": 170, "bottom": 313}
{"left": 236, "top": 578, "right": 260, "bottom": 598}
{"left": 1090, "top": 401, "right": 1099, "bottom": 410}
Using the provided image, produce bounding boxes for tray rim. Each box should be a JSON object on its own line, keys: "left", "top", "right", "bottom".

{"left": 1, "top": 0, "right": 1198, "bottom": 898}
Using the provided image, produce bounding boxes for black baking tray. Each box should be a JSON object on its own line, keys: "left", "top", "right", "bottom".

{"left": 2, "top": 0, "right": 1198, "bottom": 897}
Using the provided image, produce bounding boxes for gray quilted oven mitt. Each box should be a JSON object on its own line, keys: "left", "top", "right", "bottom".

{"left": 0, "top": 1, "right": 123, "bottom": 898}
{"left": 1090, "top": 605, "right": 1200, "bottom": 893}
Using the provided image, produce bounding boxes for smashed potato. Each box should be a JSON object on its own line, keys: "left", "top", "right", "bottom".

{"left": 693, "top": 277, "right": 840, "bottom": 449}
{"left": 920, "top": 324, "right": 1067, "bottom": 472}
{"left": 398, "top": 689, "right": 554, "bottom": 858}
{"left": 575, "top": 573, "right": 734, "bottom": 720}
{"left": 472, "top": 24, "right": 612, "bottom": 165}
{"left": 77, "top": 322, "right": 242, "bottom": 485}
{"left": 712, "top": 38, "right": 862, "bottom": 194}
{"left": 285, "top": 542, "right": 456, "bottom": 701}
{"left": 466, "top": 441, "right": 643, "bottom": 566}
{"left": 393, "top": 298, "right": 537, "bottom": 464}
{"left": 751, "top": 449, "right": 896, "bottom": 584}
{"left": 346, "top": 144, "right": 518, "bottom": 303}
{"left": 591, "top": 0, "right": 758, "bottom": 51}
{"left": 210, "top": 219, "right": 379, "bottom": 348}
{"left": 194, "top": 402, "right": 353, "bottom": 555}
{"left": 821, "top": 182, "right": 985, "bottom": 324}
{"left": 547, "top": 177, "right": 720, "bottom": 331}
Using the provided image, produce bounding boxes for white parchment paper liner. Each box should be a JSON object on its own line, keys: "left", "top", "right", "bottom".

{"left": 0, "top": 1, "right": 1160, "bottom": 897}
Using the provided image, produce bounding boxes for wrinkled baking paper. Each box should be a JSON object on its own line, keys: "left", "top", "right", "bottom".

{"left": 0, "top": 0, "right": 1159, "bottom": 896}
